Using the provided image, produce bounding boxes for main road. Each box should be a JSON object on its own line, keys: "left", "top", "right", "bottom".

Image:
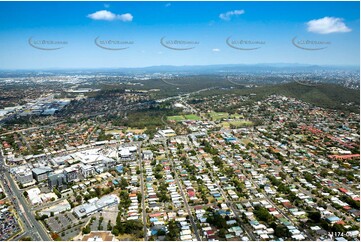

{"left": 0, "top": 152, "right": 52, "bottom": 241}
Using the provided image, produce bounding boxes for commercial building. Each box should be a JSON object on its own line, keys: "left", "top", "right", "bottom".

{"left": 119, "top": 148, "right": 131, "bottom": 159}
{"left": 142, "top": 150, "right": 153, "bottom": 160}
{"left": 80, "top": 164, "right": 95, "bottom": 178}
{"left": 10, "top": 165, "right": 34, "bottom": 186}
{"left": 32, "top": 167, "right": 53, "bottom": 182}
{"left": 73, "top": 194, "right": 119, "bottom": 218}
{"left": 158, "top": 129, "right": 176, "bottom": 137}
{"left": 118, "top": 146, "right": 137, "bottom": 159}
{"left": 17, "top": 170, "right": 33, "bottom": 186}
{"left": 48, "top": 173, "right": 67, "bottom": 190}
{"left": 80, "top": 231, "right": 118, "bottom": 241}
{"left": 63, "top": 167, "right": 78, "bottom": 182}
{"left": 39, "top": 200, "right": 71, "bottom": 217}
{"left": 27, "top": 187, "right": 42, "bottom": 205}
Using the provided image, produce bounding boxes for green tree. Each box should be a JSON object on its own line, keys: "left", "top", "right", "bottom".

{"left": 217, "top": 228, "right": 227, "bottom": 238}
{"left": 107, "top": 220, "right": 112, "bottom": 231}
{"left": 53, "top": 188, "right": 61, "bottom": 198}
{"left": 76, "top": 195, "right": 82, "bottom": 203}
{"left": 82, "top": 226, "right": 91, "bottom": 234}
{"left": 111, "top": 228, "right": 119, "bottom": 236}
{"left": 308, "top": 210, "right": 321, "bottom": 223}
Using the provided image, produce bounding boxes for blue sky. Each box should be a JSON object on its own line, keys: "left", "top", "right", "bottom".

{"left": 0, "top": 1, "right": 359, "bottom": 69}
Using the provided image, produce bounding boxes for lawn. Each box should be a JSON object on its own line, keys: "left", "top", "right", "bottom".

{"left": 222, "top": 120, "right": 253, "bottom": 128}
{"left": 184, "top": 114, "right": 201, "bottom": 120}
{"left": 105, "top": 129, "right": 123, "bottom": 135}
{"left": 209, "top": 112, "right": 229, "bottom": 121}
{"left": 230, "top": 113, "right": 244, "bottom": 119}
{"left": 168, "top": 114, "right": 201, "bottom": 122}
{"left": 167, "top": 115, "right": 185, "bottom": 122}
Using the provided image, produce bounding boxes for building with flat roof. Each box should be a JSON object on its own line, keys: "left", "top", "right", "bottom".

{"left": 158, "top": 129, "right": 176, "bottom": 137}
{"left": 32, "top": 167, "right": 53, "bottom": 182}
{"left": 80, "top": 231, "right": 118, "bottom": 241}
{"left": 18, "top": 170, "right": 33, "bottom": 186}
{"left": 48, "top": 173, "right": 66, "bottom": 191}
{"left": 10, "top": 165, "right": 33, "bottom": 186}
{"left": 63, "top": 166, "right": 78, "bottom": 182}
{"left": 27, "top": 187, "right": 42, "bottom": 205}
{"left": 39, "top": 200, "right": 71, "bottom": 217}
{"left": 80, "top": 164, "right": 95, "bottom": 178}
{"left": 119, "top": 148, "right": 131, "bottom": 158}
{"left": 142, "top": 150, "right": 153, "bottom": 160}
{"left": 73, "top": 194, "right": 119, "bottom": 218}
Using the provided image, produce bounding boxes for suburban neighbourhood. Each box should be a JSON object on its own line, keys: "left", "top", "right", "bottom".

{"left": 0, "top": 92, "right": 359, "bottom": 241}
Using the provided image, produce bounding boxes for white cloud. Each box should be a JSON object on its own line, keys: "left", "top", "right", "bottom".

{"left": 219, "top": 10, "right": 245, "bottom": 21}
{"left": 165, "top": 3, "right": 171, "bottom": 8}
{"left": 307, "top": 17, "right": 351, "bottom": 34}
{"left": 117, "top": 13, "right": 133, "bottom": 22}
{"left": 87, "top": 10, "right": 133, "bottom": 22}
{"left": 212, "top": 48, "right": 220, "bottom": 52}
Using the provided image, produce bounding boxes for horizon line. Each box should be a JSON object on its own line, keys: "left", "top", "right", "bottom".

{"left": 0, "top": 63, "right": 360, "bottom": 72}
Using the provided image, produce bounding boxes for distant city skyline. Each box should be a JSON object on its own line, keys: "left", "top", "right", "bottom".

{"left": 0, "top": 1, "right": 359, "bottom": 69}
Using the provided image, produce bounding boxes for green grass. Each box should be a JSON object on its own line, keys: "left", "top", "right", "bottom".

{"left": 222, "top": 120, "right": 253, "bottom": 128}
{"left": 230, "top": 114, "right": 244, "bottom": 119}
{"left": 168, "top": 114, "right": 201, "bottom": 122}
{"left": 209, "top": 112, "right": 229, "bottom": 121}
{"left": 184, "top": 114, "right": 201, "bottom": 121}
{"left": 167, "top": 115, "right": 185, "bottom": 122}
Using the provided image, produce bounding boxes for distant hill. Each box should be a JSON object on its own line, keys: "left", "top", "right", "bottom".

{"left": 0, "top": 63, "right": 358, "bottom": 75}
{"left": 195, "top": 82, "right": 360, "bottom": 113}
{"left": 245, "top": 83, "right": 360, "bottom": 113}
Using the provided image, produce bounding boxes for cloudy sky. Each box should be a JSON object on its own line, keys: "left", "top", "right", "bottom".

{"left": 0, "top": 1, "right": 359, "bottom": 69}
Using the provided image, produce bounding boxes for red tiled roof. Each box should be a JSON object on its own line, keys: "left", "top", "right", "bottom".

{"left": 206, "top": 230, "right": 215, "bottom": 235}
{"left": 188, "top": 191, "right": 195, "bottom": 197}
{"left": 339, "top": 188, "right": 348, "bottom": 193}
{"left": 149, "top": 213, "right": 163, "bottom": 218}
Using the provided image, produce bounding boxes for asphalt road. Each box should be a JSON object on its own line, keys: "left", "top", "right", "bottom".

{"left": 0, "top": 153, "right": 52, "bottom": 241}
